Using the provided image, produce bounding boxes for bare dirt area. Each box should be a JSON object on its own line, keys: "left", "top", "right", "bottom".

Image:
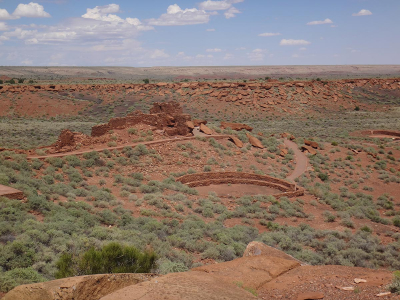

{"left": 196, "top": 184, "right": 281, "bottom": 198}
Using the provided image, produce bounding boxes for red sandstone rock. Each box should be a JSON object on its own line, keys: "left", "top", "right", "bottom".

{"left": 220, "top": 122, "right": 253, "bottom": 132}
{"left": 304, "top": 139, "right": 319, "bottom": 149}
{"left": 229, "top": 136, "right": 244, "bottom": 148}
{"left": 246, "top": 133, "right": 264, "bottom": 148}
{"left": 200, "top": 123, "right": 213, "bottom": 135}
{"left": 186, "top": 121, "right": 194, "bottom": 130}
{"left": 193, "top": 119, "right": 207, "bottom": 127}
{"left": 301, "top": 145, "right": 317, "bottom": 155}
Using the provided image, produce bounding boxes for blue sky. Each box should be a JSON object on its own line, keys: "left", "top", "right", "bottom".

{"left": 0, "top": 0, "right": 399, "bottom": 66}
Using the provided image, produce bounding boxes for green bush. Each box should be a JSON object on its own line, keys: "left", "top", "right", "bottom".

{"left": 389, "top": 271, "right": 400, "bottom": 294}
{"left": 0, "top": 173, "right": 10, "bottom": 185}
{"left": 318, "top": 173, "right": 329, "bottom": 182}
{"left": 55, "top": 242, "right": 157, "bottom": 278}
{"left": 0, "top": 267, "right": 45, "bottom": 292}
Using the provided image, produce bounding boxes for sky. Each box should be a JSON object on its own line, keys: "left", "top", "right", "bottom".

{"left": 0, "top": 0, "right": 399, "bottom": 67}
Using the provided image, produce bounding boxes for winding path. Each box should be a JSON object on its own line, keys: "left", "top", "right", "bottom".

{"left": 27, "top": 135, "right": 230, "bottom": 159}
{"left": 26, "top": 135, "right": 309, "bottom": 181}
{"left": 284, "top": 139, "right": 309, "bottom": 182}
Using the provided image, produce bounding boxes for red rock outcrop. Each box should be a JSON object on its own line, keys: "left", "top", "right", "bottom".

{"left": 304, "top": 139, "right": 319, "bottom": 149}
{"left": 229, "top": 136, "right": 244, "bottom": 148}
{"left": 220, "top": 122, "right": 253, "bottom": 132}
{"left": 193, "top": 119, "right": 207, "bottom": 127}
{"left": 199, "top": 123, "right": 213, "bottom": 135}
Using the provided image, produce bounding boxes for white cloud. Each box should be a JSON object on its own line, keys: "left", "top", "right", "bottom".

{"left": 0, "top": 22, "right": 8, "bottom": 31}
{"left": 80, "top": 4, "right": 153, "bottom": 31}
{"left": 196, "top": 54, "right": 205, "bottom": 58}
{"left": 331, "top": 25, "right": 338, "bottom": 28}
{"left": 307, "top": 18, "right": 333, "bottom": 25}
{"left": 20, "top": 59, "right": 33, "bottom": 65}
{"left": 206, "top": 28, "right": 216, "bottom": 31}
{"left": 280, "top": 39, "right": 311, "bottom": 46}
{"left": 150, "top": 49, "right": 169, "bottom": 59}
{"left": 223, "top": 53, "right": 234, "bottom": 60}
{"left": 147, "top": 4, "right": 210, "bottom": 26}
{"left": 0, "top": 35, "right": 9, "bottom": 44}
{"left": 258, "top": 32, "right": 281, "bottom": 37}
{"left": 352, "top": 9, "right": 372, "bottom": 16}
{"left": 292, "top": 54, "right": 299, "bottom": 58}
{"left": 13, "top": 2, "right": 51, "bottom": 18}
{"left": 199, "top": 0, "right": 231, "bottom": 10}
{"left": 247, "top": 48, "right": 267, "bottom": 61}
{"left": 82, "top": 4, "right": 122, "bottom": 22}
{"left": 299, "top": 47, "right": 307, "bottom": 51}
{"left": 224, "top": 6, "right": 240, "bottom": 19}
{"left": 0, "top": 8, "right": 16, "bottom": 20}
{"left": 199, "top": 0, "right": 243, "bottom": 11}
{"left": 236, "top": 47, "right": 246, "bottom": 50}
{"left": 207, "top": 54, "right": 213, "bottom": 58}
{"left": 206, "top": 48, "right": 222, "bottom": 52}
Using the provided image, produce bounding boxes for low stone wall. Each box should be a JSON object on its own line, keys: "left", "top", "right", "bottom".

{"left": 371, "top": 130, "right": 400, "bottom": 138}
{"left": 176, "top": 172, "right": 304, "bottom": 198}
{"left": 177, "top": 172, "right": 295, "bottom": 189}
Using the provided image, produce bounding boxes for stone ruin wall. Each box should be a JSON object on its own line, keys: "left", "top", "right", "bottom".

{"left": 91, "top": 102, "right": 191, "bottom": 137}
{"left": 177, "top": 172, "right": 295, "bottom": 189}
{"left": 176, "top": 172, "right": 304, "bottom": 198}
{"left": 371, "top": 130, "right": 400, "bottom": 138}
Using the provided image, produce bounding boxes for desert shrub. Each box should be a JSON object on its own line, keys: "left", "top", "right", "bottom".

{"left": 55, "top": 242, "right": 156, "bottom": 278}
{"left": 360, "top": 226, "right": 372, "bottom": 233}
{"left": 204, "top": 165, "right": 212, "bottom": 172}
{"left": 31, "top": 159, "right": 44, "bottom": 170}
{"left": 27, "top": 195, "right": 51, "bottom": 213}
{"left": 393, "top": 218, "right": 400, "bottom": 228}
{"left": 133, "top": 144, "right": 149, "bottom": 156}
{"left": 157, "top": 259, "right": 188, "bottom": 274}
{"left": 128, "top": 128, "right": 138, "bottom": 135}
{"left": 389, "top": 271, "right": 400, "bottom": 294}
{"left": 0, "top": 173, "right": 10, "bottom": 185}
{"left": 0, "top": 240, "right": 36, "bottom": 271}
{"left": 318, "top": 172, "right": 329, "bottom": 182}
{"left": 45, "top": 157, "right": 64, "bottom": 168}
{"left": 65, "top": 155, "right": 81, "bottom": 167}
{"left": 0, "top": 267, "right": 45, "bottom": 292}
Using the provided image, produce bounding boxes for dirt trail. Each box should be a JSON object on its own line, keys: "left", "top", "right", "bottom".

{"left": 284, "top": 139, "right": 309, "bottom": 181}
{"left": 27, "top": 135, "right": 230, "bottom": 159}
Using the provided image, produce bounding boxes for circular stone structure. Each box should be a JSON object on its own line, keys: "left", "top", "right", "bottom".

{"left": 176, "top": 172, "right": 304, "bottom": 198}
{"left": 360, "top": 130, "right": 400, "bottom": 140}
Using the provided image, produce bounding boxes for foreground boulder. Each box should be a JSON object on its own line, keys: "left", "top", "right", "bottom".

{"left": 243, "top": 241, "right": 302, "bottom": 264}
{"left": 4, "top": 273, "right": 156, "bottom": 300}
{"left": 100, "top": 272, "right": 256, "bottom": 300}
{"left": 192, "top": 255, "right": 300, "bottom": 290}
